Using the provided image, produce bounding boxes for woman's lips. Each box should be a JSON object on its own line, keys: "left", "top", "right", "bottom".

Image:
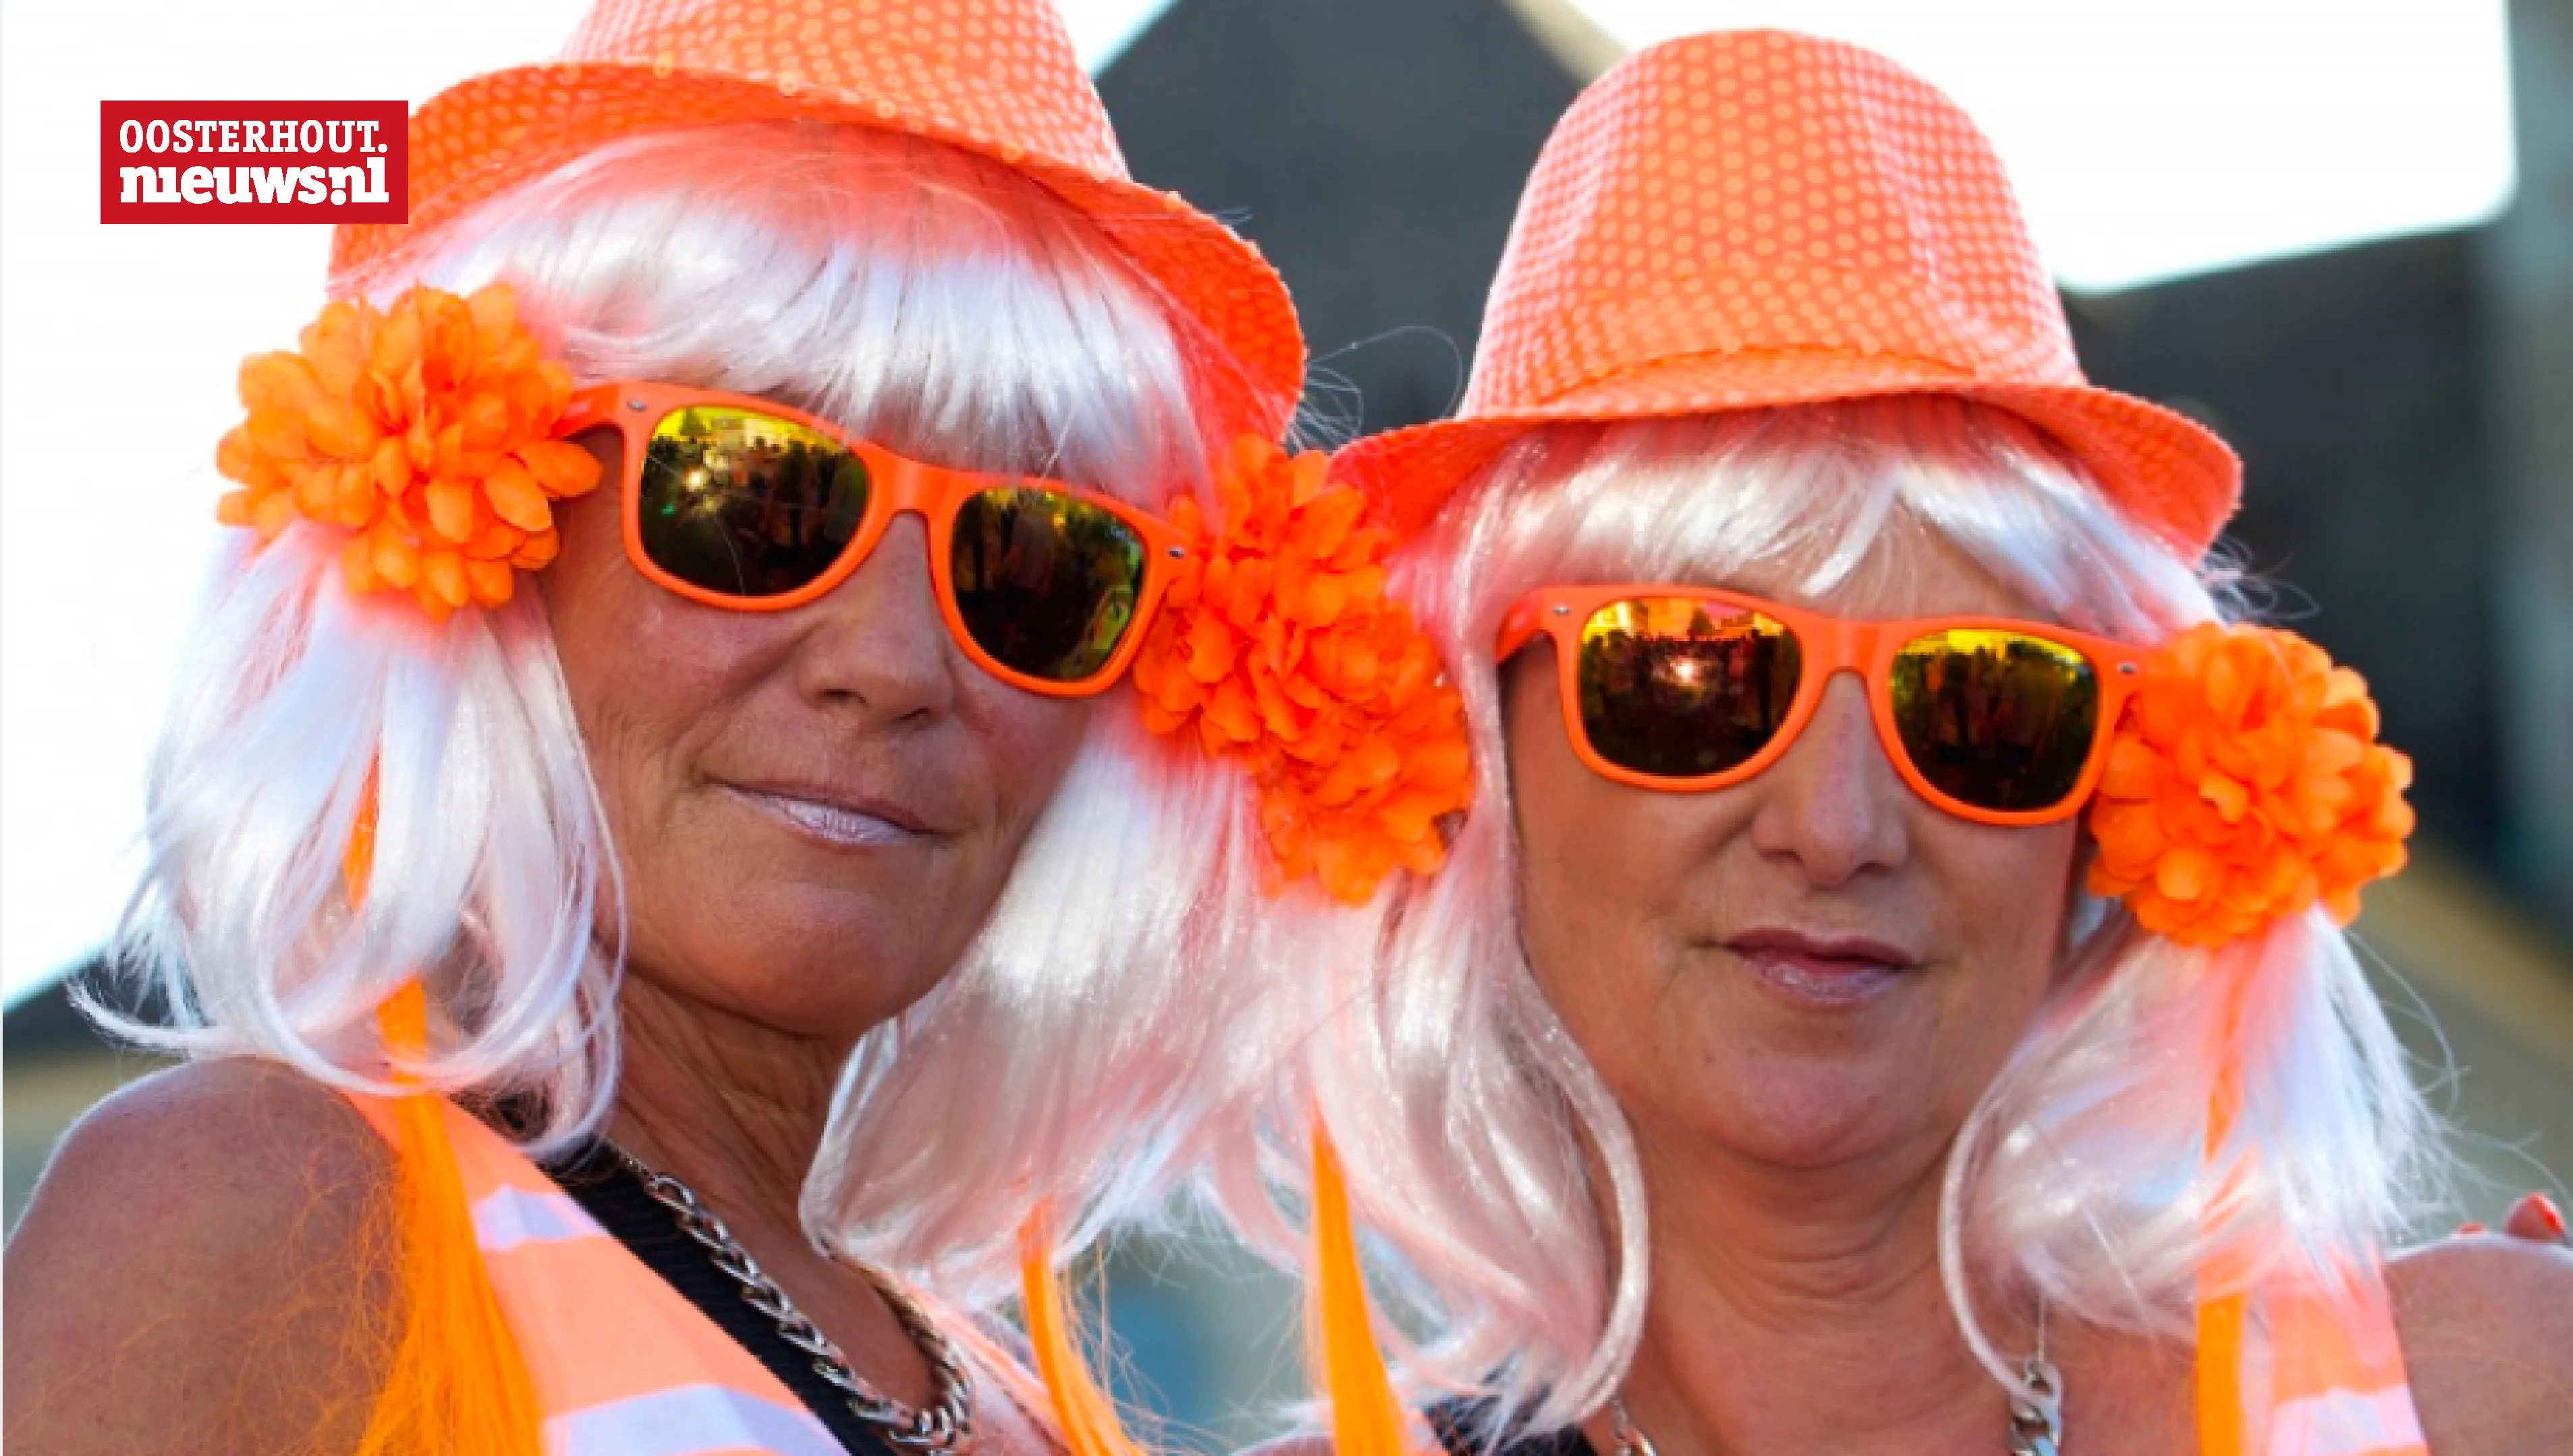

{"left": 725, "top": 785, "right": 935, "bottom": 849}
{"left": 1720, "top": 928, "right": 1920, "bottom": 1007}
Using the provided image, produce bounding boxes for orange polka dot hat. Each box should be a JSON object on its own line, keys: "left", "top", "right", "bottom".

{"left": 1333, "top": 29, "right": 2241, "bottom": 559}
{"left": 327, "top": 0, "right": 1303, "bottom": 443}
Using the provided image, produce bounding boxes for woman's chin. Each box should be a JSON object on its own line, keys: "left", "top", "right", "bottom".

{"left": 626, "top": 864, "right": 977, "bottom": 1036}
{"left": 1665, "top": 1045, "right": 1956, "bottom": 1174}
{"left": 646, "top": 932, "right": 951, "bottom": 1042}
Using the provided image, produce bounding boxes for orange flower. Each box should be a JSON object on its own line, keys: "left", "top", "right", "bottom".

{"left": 215, "top": 283, "right": 602, "bottom": 621}
{"left": 1133, "top": 437, "right": 1475, "bottom": 904}
{"left": 2084, "top": 622, "right": 2414, "bottom": 947}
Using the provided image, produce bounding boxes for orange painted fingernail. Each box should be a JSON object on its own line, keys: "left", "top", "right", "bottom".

{"left": 2535, "top": 1195, "right": 2566, "bottom": 1238}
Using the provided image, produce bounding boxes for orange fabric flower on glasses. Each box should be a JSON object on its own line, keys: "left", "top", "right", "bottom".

{"left": 2085, "top": 622, "right": 2414, "bottom": 947}
{"left": 215, "top": 283, "right": 603, "bottom": 620}
{"left": 1134, "top": 437, "right": 1474, "bottom": 904}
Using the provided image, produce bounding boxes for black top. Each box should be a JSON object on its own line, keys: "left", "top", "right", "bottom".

{"left": 542, "top": 1140, "right": 908, "bottom": 1456}
{"left": 1428, "top": 1399, "right": 1596, "bottom": 1456}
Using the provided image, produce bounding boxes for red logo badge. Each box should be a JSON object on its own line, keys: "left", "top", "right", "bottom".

{"left": 101, "top": 101, "right": 407, "bottom": 223}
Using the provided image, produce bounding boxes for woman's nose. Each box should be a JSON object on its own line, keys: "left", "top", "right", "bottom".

{"left": 1744, "top": 672, "right": 1910, "bottom": 887}
{"left": 789, "top": 515, "right": 959, "bottom": 723}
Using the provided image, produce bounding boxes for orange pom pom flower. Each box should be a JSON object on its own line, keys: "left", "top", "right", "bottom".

{"left": 1133, "top": 437, "right": 1474, "bottom": 905}
{"left": 2084, "top": 622, "right": 2414, "bottom": 947}
{"left": 215, "top": 283, "right": 603, "bottom": 621}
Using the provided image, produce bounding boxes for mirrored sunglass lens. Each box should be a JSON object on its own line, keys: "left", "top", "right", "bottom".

{"left": 949, "top": 486, "right": 1148, "bottom": 684}
{"left": 1888, "top": 629, "right": 2100, "bottom": 813}
{"left": 1575, "top": 596, "right": 1803, "bottom": 779}
{"left": 635, "top": 405, "right": 868, "bottom": 598}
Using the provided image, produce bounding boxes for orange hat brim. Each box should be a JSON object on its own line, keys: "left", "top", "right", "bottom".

{"left": 1334, "top": 350, "right": 2241, "bottom": 559}
{"left": 331, "top": 63, "right": 1304, "bottom": 445}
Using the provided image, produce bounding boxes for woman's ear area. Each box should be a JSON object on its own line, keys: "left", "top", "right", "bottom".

{"left": 2056, "top": 832, "right": 2099, "bottom": 964}
{"left": 568, "top": 420, "right": 624, "bottom": 476}
{"left": 1495, "top": 638, "right": 1564, "bottom": 807}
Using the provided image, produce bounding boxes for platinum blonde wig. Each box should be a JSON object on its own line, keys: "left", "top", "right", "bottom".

{"left": 103, "top": 119, "right": 1290, "bottom": 1303}
{"left": 1207, "top": 396, "right": 2439, "bottom": 1440}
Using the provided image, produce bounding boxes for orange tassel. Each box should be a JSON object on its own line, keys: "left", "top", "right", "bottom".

{"left": 2192, "top": 945, "right": 2258, "bottom": 1456}
{"left": 1018, "top": 1208, "right": 1148, "bottom": 1456}
{"left": 1310, "top": 1119, "right": 1418, "bottom": 1456}
{"left": 343, "top": 777, "right": 546, "bottom": 1455}
{"left": 2195, "top": 1291, "right": 2248, "bottom": 1456}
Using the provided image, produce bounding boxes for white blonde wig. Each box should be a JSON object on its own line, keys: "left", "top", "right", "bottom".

{"left": 1204, "top": 395, "right": 2441, "bottom": 1440}
{"left": 101, "top": 119, "right": 1291, "bottom": 1304}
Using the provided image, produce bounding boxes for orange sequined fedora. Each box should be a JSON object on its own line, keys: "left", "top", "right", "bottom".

{"left": 1335, "top": 29, "right": 2240, "bottom": 557}
{"left": 327, "top": 0, "right": 1302, "bottom": 441}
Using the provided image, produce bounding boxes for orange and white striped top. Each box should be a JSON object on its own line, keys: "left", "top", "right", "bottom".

{"left": 345, "top": 1092, "right": 863, "bottom": 1456}
{"left": 2228, "top": 1267, "right": 2427, "bottom": 1456}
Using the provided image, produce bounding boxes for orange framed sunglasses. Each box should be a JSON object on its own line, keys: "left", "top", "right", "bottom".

{"left": 554, "top": 381, "right": 1191, "bottom": 698}
{"left": 1498, "top": 584, "right": 2148, "bottom": 825}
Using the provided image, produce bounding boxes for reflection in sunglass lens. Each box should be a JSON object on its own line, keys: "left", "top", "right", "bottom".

{"left": 635, "top": 405, "right": 869, "bottom": 598}
{"left": 1576, "top": 596, "right": 1804, "bottom": 780}
{"left": 949, "top": 486, "right": 1148, "bottom": 684}
{"left": 1888, "top": 629, "right": 2099, "bottom": 813}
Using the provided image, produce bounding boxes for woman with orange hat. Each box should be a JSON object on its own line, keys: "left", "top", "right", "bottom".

{"left": 1212, "top": 29, "right": 2573, "bottom": 1456}
{"left": 0, "top": 0, "right": 1447, "bottom": 1452}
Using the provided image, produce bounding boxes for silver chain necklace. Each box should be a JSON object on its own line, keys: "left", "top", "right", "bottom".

{"left": 1608, "top": 1302, "right": 2065, "bottom": 1456}
{"left": 611, "top": 1144, "right": 978, "bottom": 1454}
{"left": 2005, "top": 1302, "right": 2065, "bottom": 1456}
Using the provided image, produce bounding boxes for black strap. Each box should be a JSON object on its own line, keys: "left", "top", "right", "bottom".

{"left": 545, "top": 1140, "right": 907, "bottom": 1456}
{"left": 1428, "top": 1397, "right": 1597, "bottom": 1456}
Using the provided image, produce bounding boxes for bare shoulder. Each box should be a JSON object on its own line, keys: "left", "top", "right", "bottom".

{"left": 3, "top": 1058, "right": 401, "bottom": 1456}
{"left": 9, "top": 1056, "right": 396, "bottom": 1248}
{"left": 2387, "top": 1235, "right": 2573, "bottom": 1455}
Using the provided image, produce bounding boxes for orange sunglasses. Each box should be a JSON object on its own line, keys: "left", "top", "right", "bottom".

{"left": 1498, "top": 584, "right": 2147, "bottom": 825}
{"left": 555, "top": 381, "right": 1191, "bottom": 698}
